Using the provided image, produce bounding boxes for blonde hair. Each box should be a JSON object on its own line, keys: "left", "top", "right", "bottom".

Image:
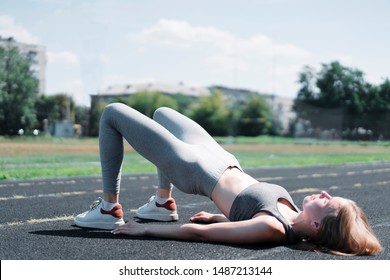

{"left": 311, "top": 199, "right": 383, "bottom": 256}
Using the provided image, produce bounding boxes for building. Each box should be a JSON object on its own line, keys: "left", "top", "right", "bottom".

{"left": 93, "top": 82, "right": 210, "bottom": 104}
{"left": 209, "top": 85, "right": 259, "bottom": 106}
{"left": 49, "top": 121, "right": 75, "bottom": 138}
{"left": 0, "top": 36, "right": 47, "bottom": 94}
{"left": 93, "top": 82, "right": 294, "bottom": 133}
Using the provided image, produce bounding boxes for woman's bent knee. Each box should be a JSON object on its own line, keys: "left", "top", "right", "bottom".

{"left": 104, "top": 102, "right": 126, "bottom": 113}
{"left": 153, "top": 107, "right": 172, "bottom": 121}
{"left": 101, "top": 103, "right": 131, "bottom": 122}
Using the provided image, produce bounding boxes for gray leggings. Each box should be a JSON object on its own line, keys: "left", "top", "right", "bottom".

{"left": 99, "top": 103, "right": 241, "bottom": 198}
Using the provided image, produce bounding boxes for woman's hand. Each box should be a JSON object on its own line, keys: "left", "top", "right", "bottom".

{"left": 190, "top": 211, "right": 229, "bottom": 223}
{"left": 111, "top": 220, "right": 146, "bottom": 236}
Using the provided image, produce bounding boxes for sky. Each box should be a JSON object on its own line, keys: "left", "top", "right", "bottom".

{"left": 1, "top": 0, "right": 389, "bottom": 106}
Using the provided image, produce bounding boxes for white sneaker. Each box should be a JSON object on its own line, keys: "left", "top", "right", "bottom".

{"left": 74, "top": 197, "right": 125, "bottom": 230}
{"left": 136, "top": 196, "right": 179, "bottom": 221}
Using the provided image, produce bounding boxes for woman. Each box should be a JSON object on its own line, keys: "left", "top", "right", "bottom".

{"left": 74, "top": 103, "right": 382, "bottom": 256}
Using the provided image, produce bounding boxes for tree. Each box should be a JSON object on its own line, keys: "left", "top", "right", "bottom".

{"left": 89, "top": 98, "right": 107, "bottom": 137}
{"left": 35, "top": 94, "right": 76, "bottom": 131}
{"left": 237, "top": 95, "right": 273, "bottom": 136}
{"left": 0, "top": 46, "right": 37, "bottom": 135}
{"left": 188, "top": 90, "right": 232, "bottom": 136}
{"left": 170, "top": 93, "right": 197, "bottom": 113}
{"left": 293, "top": 61, "right": 376, "bottom": 138}
{"left": 363, "top": 79, "right": 390, "bottom": 139}
{"left": 316, "top": 61, "right": 370, "bottom": 131}
{"left": 75, "top": 105, "right": 90, "bottom": 136}
{"left": 120, "top": 91, "right": 178, "bottom": 118}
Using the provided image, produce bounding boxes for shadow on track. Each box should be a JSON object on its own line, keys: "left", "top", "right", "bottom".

{"left": 29, "top": 225, "right": 283, "bottom": 252}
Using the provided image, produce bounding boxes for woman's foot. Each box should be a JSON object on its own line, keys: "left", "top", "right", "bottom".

{"left": 135, "top": 195, "right": 179, "bottom": 221}
{"left": 74, "top": 197, "right": 125, "bottom": 230}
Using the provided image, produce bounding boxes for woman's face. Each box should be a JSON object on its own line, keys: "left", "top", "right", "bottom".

{"left": 302, "top": 191, "right": 345, "bottom": 223}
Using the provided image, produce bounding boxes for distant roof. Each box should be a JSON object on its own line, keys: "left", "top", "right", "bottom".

{"left": 97, "top": 82, "right": 210, "bottom": 97}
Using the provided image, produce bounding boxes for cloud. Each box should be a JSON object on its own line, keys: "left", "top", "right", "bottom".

{"left": 129, "top": 19, "right": 312, "bottom": 93}
{"left": 130, "top": 18, "right": 311, "bottom": 59}
{"left": 47, "top": 51, "right": 80, "bottom": 65}
{"left": 126, "top": 18, "right": 319, "bottom": 97}
{"left": 131, "top": 19, "right": 233, "bottom": 48}
{"left": 0, "top": 15, "right": 39, "bottom": 44}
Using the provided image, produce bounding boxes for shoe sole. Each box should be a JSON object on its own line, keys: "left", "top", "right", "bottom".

{"left": 74, "top": 219, "right": 125, "bottom": 230}
{"left": 135, "top": 212, "right": 179, "bottom": 222}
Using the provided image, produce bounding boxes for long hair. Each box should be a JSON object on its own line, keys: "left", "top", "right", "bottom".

{"left": 311, "top": 199, "right": 382, "bottom": 256}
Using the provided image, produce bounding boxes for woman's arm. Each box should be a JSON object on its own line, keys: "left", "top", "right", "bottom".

{"left": 190, "top": 211, "right": 230, "bottom": 223}
{"left": 112, "top": 216, "right": 284, "bottom": 244}
{"left": 112, "top": 221, "right": 196, "bottom": 240}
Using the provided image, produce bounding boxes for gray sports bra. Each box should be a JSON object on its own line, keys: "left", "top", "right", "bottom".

{"left": 229, "top": 182, "right": 300, "bottom": 244}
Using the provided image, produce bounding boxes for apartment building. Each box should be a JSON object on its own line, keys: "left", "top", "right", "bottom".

{"left": 93, "top": 82, "right": 294, "bottom": 133}
{"left": 0, "top": 36, "right": 47, "bottom": 94}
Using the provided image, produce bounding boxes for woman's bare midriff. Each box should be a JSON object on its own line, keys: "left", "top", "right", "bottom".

{"left": 211, "top": 166, "right": 258, "bottom": 218}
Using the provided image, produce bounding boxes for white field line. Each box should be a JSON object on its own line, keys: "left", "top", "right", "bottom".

{"left": 256, "top": 167, "right": 390, "bottom": 182}
{"left": 0, "top": 215, "right": 75, "bottom": 227}
{"left": 0, "top": 174, "right": 153, "bottom": 188}
{"left": 289, "top": 188, "right": 321, "bottom": 194}
{"left": 0, "top": 191, "right": 89, "bottom": 201}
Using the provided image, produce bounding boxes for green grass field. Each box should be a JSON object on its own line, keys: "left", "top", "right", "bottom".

{"left": 1, "top": 136, "right": 389, "bottom": 180}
